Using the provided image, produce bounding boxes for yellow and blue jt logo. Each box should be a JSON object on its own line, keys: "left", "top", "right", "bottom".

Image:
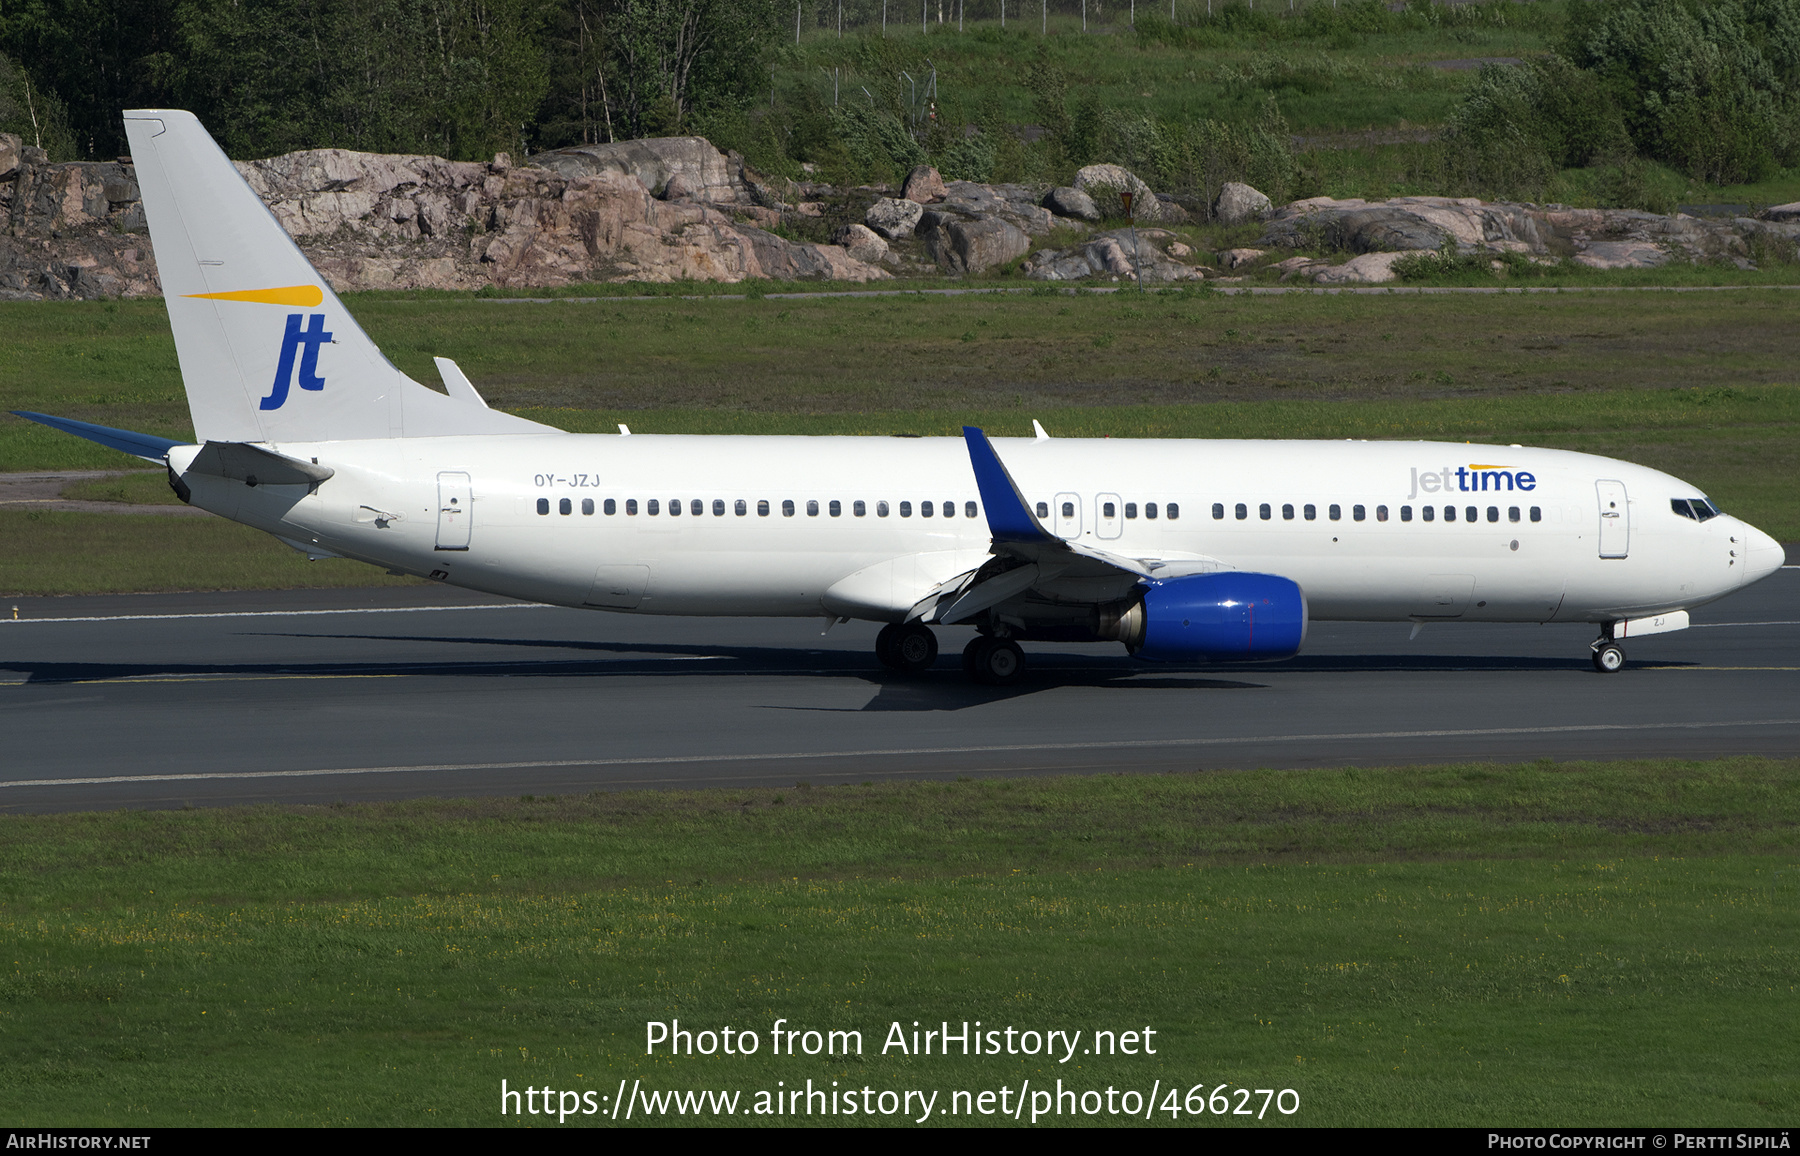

{"left": 262, "top": 313, "right": 334, "bottom": 410}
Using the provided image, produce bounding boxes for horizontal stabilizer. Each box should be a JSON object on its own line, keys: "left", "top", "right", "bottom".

{"left": 187, "top": 441, "right": 335, "bottom": 487}
{"left": 10, "top": 411, "right": 185, "bottom": 462}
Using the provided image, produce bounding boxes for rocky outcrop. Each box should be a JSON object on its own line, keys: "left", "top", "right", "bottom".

{"left": 832, "top": 223, "right": 890, "bottom": 265}
{"left": 0, "top": 134, "right": 888, "bottom": 300}
{"left": 1022, "top": 228, "right": 1204, "bottom": 282}
{"left": 1256, "top": 194, "right": 1790, "bottom": 273}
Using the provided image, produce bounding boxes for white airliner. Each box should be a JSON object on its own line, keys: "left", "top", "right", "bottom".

{"left": 16, "top": 111, "right": 1787, "bottom": 683}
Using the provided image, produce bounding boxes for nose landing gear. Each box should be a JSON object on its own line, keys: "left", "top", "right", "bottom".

{"left": 1591, "top": 630, "right": 1626, "bottom": 674}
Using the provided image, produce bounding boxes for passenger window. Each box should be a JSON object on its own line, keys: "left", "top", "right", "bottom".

{"left": 1304, "top": 504, "right": 1316, "bottom": 521}
{"left": 1508, "top": 506, "right": 1520, "bottom": 522}
{"left": 1400, "top": 505, "right": 1412, "bottom": 522}
{"left": 900, "top": 501, "right": 912, "bottom": 517}
{"left": 922, "top": 501, "right": 934, "bottom": 518}
{"left": 1126, "top": 503, "right": 1138, "bottom": 519}
{"left": 878, "top": 501, "right": 890, "bottom": 517}
{"left": 626, "top": 499, "right": 638, "bottom": 515}
{"left": 648, "top": 499, "right": 660, "bottom": 515}
{"left": 604, "top": 498, "right": 616, "bottom": 515}
{"left": 854, "top": 500, "right": 866, "bottom": 517}
{"left": 1376, "top": 505, "right": 1388, "bottom": 522}
{"left": 807, "top": 500, "right": 819, "bottom": 516}
{"left": 1487, "top": 506, "right": 1499, "bottom": 522}
{"left": 1212, "top": 502, "right": 1224, "bottom": 520}
{"left": 1466, "top": 506, "right": 1478, "bottom": 523}
{"left": 1282, "top": 503, "right": 1294, "bottom": 520}
{"left": 1352, "top": 504, "right": 1365, "bottom": 522}
{"left": 536, "top": 498, "right": 549, "bottom": 515}
{"left": 942, "top": 501, "right": 954, "bottom": 517}
{"left": 735, "top": 499, "right": 747, "bottom": 516}
{"left": 965, "top": 501, "right": 978, "bottom": 518}
{"left": 1060, "top": 501, "right": 1073, "bottom": 518}
{"left": 713, "top": 499, "right": 725, "bottom": 516}
{"left": 782, "top": 499, "right": 795, "bottom": 517}
{"left": 1166, "top": 503, "right": 1178, "bottom": 519}
{"left": 691, "top": 499, "right": 703, "bottom": 516}
{"left": 1259, "top": 503, "right": 1271, "bottom": 520}
{"left": 1148, "top": 503, "right": 1159, "bottom": 519}
{"left": 1036, "top": 501, "right": 1049, "bottom": 518}
{"left": 669, "top": 499, "right": 680, "bottom": 517}
{"left": 1443, "top": 505, "right": 1454, "bottom": 522}
{"left": 1530, "top": 506, "right": 1542, "bottom": 522}
{"left": 1329, "top": 504, "right": 1341, "bottom": 521}
{"left": 582, "top": 498, "right": 595, "bottom": 515}
{"left": 1103, "top": 501, "right": 1116, "bottom": 518}
{"left": 830, "top": 500, "right": 842, "bottom": 517}
{"left": 1422, "top": 505, "right": 1433, "bottom": 522}
{"left": 757, "top": 499, "right": 770, "bottom": 516}
{"left": 1236, "top": 503, "right": 1248, "bottom": 520}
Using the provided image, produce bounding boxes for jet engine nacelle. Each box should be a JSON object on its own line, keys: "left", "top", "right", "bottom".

{"left": 1114, "top": 572, "right": 1308, "bottom": 662}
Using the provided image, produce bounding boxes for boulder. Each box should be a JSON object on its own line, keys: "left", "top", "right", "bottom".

{"left": 833, "top": 222, "right": 890, "bottom": 264}
{"left": 1311, "top": 251, "right": 1411, "bottom": 285}
{"left": 1073, "top": 164, "right": 1168, "bottom": 222}
{"left": 918, "top": 212, "right": 1032, "bottom": 273}
{"left": 1759, "top": 202, "right": 1800, "bottom": 223}
{"left": 1218, "top": 247, "right": 1264, "bottom": 269}
{"left": 1167, "top": 241, "right": 1192, "bottom": 258}
{"left": 1044, "top": 186, "right": 1100, "bottom": 221}
{"left": 865, "top": 196, "right": 925, "bottom": 240}
{"left": 1213, "top": 181, "right": 1271, "bottom": 224}
{"left": 0, "top": 132, "right": 19, "bottom": 180}
{"left": 902, "top": 164, "right": 947, "bottom": 204}
{"left": 527, "top": 137, "right": 745, "bottom": 203}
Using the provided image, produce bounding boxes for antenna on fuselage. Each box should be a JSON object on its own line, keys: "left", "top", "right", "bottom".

{"left": 1032, "top": 420, "right": 1050, "bottom": 441}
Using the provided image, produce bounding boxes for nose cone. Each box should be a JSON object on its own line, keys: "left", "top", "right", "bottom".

{"left": 1742, "top": 522, "right": 1786, "bottom": 586}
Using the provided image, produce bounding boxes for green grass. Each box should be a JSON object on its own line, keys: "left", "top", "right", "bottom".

{"left": 0, "top": 511, "right": 426, "bottom": 596}
{"left": 2, "top": 757, "right": 1795, "bottom": 1125}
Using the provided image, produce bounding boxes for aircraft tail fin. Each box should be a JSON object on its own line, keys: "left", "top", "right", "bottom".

{"left": 121, "top": 110, "right": 552, "bottom": 444}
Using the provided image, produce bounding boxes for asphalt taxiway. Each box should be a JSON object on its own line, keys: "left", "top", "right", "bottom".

{"left": 2, "top": 571, "right": 1795, "bottom": 811}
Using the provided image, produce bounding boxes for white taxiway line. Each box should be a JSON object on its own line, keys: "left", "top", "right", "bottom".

{"left": 0, "top": 603, "right": 555, "bottom": 625}
{"left": 6, "top": 717, "right": 1797, "bottom": 789}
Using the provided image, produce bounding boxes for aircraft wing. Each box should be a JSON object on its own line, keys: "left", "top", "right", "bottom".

{"left": 928, "top": 427, "right": 1229, "bottom": 624}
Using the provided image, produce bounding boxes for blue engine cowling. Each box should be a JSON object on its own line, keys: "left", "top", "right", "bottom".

{"left": 1124, "top": 572, "right": 1308, "bottom": 662}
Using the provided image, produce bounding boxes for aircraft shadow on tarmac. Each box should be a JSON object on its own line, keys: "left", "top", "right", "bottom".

{"left": 0, "top": 630, "right": 1680, "bottom": 713}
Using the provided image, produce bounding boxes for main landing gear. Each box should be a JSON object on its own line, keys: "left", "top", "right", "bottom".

{"left": 875, "top": 623, "right": 1027, "bottom": 686}
{"left": 876, "top": 622, "right": 938, "bottom": 673}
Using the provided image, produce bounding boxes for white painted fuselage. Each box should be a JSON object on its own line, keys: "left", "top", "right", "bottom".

{"left": 171, "top": 434, "right": 1784, "bottom": 630}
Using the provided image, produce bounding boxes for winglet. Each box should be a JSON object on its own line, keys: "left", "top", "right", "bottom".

{"left": 962, "top": 426, "right": 1055, "bottom": 544}
{"left": 10, "top": 411, "right": 185, "bottom": 462}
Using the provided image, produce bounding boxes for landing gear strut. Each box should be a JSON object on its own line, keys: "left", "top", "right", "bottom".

{"left": 1591, "top": 630, "right": 1626, "bottom": 674}
{"left": 876, "top": 622, "right": 938, "bottom": 673}
{"left": 963, "top": 636, "right": 1026, "bottom": 686}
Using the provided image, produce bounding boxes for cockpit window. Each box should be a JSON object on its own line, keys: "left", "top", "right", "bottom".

{"left": 1674, "top": 498, "right": 1721, "bottom": 521}
{"left": 1672, "top": 499, "right": 1695, "bottom": 520}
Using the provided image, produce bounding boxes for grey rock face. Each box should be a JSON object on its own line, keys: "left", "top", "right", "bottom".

{"left": 1213, "top": 181, "right": 1271, "bottom": 225}
{"left": 528, "top": 136, "right": 744, "bottom": 203}
{"left": 1073, "top": 164, "right": 1167, "bottom": 222}
{"left": 1044, "top": 186, "right": 1100, "bottom": 221}
{"left": 903, "top": 164, "right": 947, "bottom": 204}
{"left": 1217, "top": 247, "right": 1264, "bottom": 269}
{"left": 918, "top": 212, "right": 1032, "bottom": 273}
{"left": 1021, "top": 229, "right": 1203, "bottom": 282}
{"left": 865, "top": 196, "right": 925, "bottom": 240}
{"left": 1759, "top": 202, "right": 1800, "bottom": 223}
{"left": 0, "top": 133, "right": 19, "bottom": 180}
